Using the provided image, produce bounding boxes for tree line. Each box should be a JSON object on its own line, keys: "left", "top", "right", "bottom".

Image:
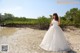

{"left": 0, "top": 8, "right": 80, "bottom": 29}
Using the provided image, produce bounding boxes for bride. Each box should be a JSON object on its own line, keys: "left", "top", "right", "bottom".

{"left": 39, "top": 13, "right": 71, "bottom": 52}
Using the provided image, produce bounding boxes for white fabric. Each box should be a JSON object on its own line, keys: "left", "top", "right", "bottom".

{"left": 39, "top": 19, "right": 70, "bottom": 52}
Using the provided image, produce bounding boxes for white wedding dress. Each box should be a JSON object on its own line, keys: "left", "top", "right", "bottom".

{"left": 39, "top": 19, "right": 70, "bottom": 52}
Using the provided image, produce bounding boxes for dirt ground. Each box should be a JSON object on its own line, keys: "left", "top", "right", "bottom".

{"left": 0, "top": 27, "right": 80, "bottom": 53}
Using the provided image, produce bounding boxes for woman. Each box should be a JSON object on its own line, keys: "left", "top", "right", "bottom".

{"left": 39, "top": 13, "right": 71, "bottom": 52}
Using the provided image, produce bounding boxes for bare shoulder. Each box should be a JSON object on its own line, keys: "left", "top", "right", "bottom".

{"left": 58, "top": 17, "right": 60, "bottom": 21}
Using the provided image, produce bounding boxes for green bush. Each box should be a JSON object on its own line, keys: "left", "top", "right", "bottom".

{"left": 37, "top": 16, "right": 50, "bottom": 29}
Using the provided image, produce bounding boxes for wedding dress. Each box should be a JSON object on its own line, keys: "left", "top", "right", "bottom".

{"left": 39, "top": 19, "right": 70, "bottom": 52}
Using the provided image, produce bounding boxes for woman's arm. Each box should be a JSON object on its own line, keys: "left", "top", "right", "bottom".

{"left": 49, "top": 19, "right": 53, "bottom": 28}
{"left": 58, "top": 17, "right": 60, "bottom": 26}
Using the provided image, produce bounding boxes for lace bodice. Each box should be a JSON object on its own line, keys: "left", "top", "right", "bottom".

{"left": 51, "top": 19, "right": 58, "bottom": 26}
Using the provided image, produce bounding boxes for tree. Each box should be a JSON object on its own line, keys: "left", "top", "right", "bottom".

{"left": 3, "top": 13, "right": 14, "bottom": 20}
{"left": 65, "top": 8, "right": 80, "bottom": 26}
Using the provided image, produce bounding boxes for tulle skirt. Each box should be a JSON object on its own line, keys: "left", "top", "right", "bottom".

{"left": 39, "top": 25, "right": 70, "bottom": 52}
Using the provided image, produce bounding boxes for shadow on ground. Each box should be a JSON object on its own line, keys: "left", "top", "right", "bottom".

{"left": 67, "top": 50, "right": 76, "bottom": 53}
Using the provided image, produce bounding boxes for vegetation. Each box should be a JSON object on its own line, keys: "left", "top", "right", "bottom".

{"left": 0, "top": 8, "right": 80, "bottom": 29}
{"left": 61, "top": 8, "right": 80, "bottom": 27}
{"left": 37, "top": 16, "right": 50, "bottom": 29}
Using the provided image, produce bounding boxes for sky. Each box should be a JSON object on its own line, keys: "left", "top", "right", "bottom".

{"left": 0, "top": 0, "right": 80, "bottom": 18}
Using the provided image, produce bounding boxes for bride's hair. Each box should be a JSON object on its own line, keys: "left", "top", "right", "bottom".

{"left": 53, "top": 13, "right": 59, "bottom": 21}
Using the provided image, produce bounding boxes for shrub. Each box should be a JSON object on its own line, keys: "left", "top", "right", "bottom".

{"left": 37, "top": 16, "right": 50, "bottom": 29}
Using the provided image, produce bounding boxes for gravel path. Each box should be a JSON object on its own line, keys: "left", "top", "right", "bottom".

{"left": 0, "top": 27, "right": 80, "bottom": 53}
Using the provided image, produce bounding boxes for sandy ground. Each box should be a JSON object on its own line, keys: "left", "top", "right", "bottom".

{"left": 0, "top": 27, "right": 80, "bottom": 53}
